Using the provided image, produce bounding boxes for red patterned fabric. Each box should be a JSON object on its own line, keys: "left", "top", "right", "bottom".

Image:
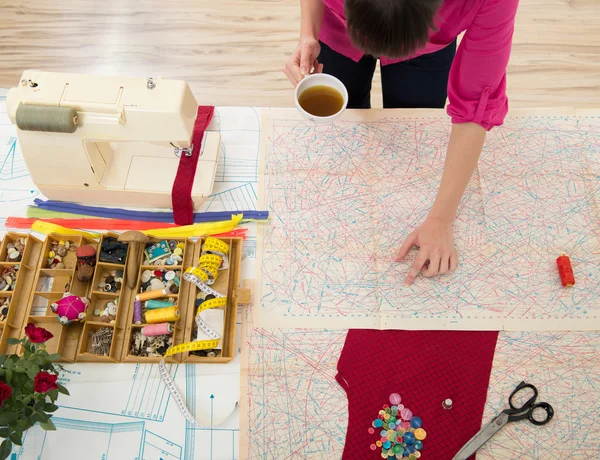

{"left": 336, "top": 330, "right": 499, "bottom": 459}
{"left": 171, "top": 106, "right": 215, "bottom": 225}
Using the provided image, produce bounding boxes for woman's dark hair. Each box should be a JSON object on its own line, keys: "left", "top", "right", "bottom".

{"left": 345, "top": 0, "right": 443, "bottom": 58}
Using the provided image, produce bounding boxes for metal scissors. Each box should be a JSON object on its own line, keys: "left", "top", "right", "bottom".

{"left": 452, "top": 381, "right": 554, "bottom": 460}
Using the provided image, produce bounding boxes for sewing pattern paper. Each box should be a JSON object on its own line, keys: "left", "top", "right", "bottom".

{"left": 255, "top": 108, "right": 600, "bottom": 330}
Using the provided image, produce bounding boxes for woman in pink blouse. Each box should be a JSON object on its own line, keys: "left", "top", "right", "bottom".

{"left": 284, "top": 0, "right": 519, "bottom": 286}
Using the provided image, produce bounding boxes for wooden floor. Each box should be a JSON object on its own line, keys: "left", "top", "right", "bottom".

{"left": 1, "top": 0, "right": 599, "bottom": 108}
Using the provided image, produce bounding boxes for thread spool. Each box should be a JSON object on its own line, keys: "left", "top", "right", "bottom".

{"left": 442, "top": 399, "right": 453, "bottom": 410}
{"left": 134, "top": 300, "right": 143, "bottom": 324}
{"left": 145, "top": 299, "right": 174, "bottom": 310}
{"left": 145, "top": 306, "right": 180, "bottom": 324}
{"left": 16, "top": 104, "right": 78, "bottom": 133}
{"left": 556, "top": 254, "right": 575, "bottom": 287}
{"left": 136, "top": 288, "right": 168, "bottom": 301}
{"left": 142, "top": 323, "right": 173, "bottom": 336}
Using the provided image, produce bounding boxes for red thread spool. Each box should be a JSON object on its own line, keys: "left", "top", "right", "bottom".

{"left": 556, "top": 255, "right": 575, "bottom": 287}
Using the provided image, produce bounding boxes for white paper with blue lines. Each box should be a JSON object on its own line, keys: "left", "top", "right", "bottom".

{"left": 0, "top": 89, "right": 259, "bottom": 460}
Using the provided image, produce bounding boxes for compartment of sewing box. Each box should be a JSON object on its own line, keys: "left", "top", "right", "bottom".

{"left": 22, "top": 234, "right": 98, "bottom": 361}
{"left": 121, "top": 237, "right": 196, "bottom": 363}
{"left": 0, "top": 233, "right": 43, "bottom": 354}
{"left": 76, "top": 233, "right": 131, "bottom": 362}
{"left": 183, "top": 237, "right": 244, "bottom": 364}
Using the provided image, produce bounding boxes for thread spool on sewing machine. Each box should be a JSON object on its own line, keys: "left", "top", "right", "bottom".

{"left": 6, "top": 70, "right": 221, "bottom": 210}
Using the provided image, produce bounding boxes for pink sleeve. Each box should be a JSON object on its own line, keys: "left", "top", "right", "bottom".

{"left": 446, "top": 0, "right": 519, "bottom": 130}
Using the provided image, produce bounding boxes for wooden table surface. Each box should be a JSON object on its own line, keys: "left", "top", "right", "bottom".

{"left": 0, "top": 0, "right": 599, "bottom": 108}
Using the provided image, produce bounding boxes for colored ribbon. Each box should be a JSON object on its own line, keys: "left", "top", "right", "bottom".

{"left": 32, "top": 199, "right": 269, "bottom": 223}
{"left": 171, "top": 106, "right": 215, "bottom": 226}
{"left": 31, "top": 215, "right": 243, "bottom": 239}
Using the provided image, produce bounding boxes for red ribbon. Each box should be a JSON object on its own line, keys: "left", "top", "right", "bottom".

{"left": 171, "top": 106, "right": 215, "bottom": 225}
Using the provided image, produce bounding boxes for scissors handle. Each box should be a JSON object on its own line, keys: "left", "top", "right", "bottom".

{"left": 507, "top": 382, "right": 554, "bottom": 425}
{"left": 508, "top": 381, "right": 538, "bottom": 411}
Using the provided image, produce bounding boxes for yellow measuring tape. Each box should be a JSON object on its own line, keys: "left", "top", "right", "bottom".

{"left": 163, "top": 298, "right": 227, "bottom": 357}
{"left": 159, "top": 237, "right": 230, "bottom": 427}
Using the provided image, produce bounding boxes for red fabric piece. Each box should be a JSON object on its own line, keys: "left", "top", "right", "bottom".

{"left": 171, "top": 106, "right": 215, "bottom": 225}
{"left": 336, "top": 330, "right": 499, "bottom": 459}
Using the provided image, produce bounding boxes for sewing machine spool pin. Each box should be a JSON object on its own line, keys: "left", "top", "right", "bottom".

{"left": 7, "top": 70, "right": 221, "bottom": 210}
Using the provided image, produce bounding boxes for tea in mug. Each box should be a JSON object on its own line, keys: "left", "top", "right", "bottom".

{"left": 298, "top": 85, "right": 344, "bottom": 117}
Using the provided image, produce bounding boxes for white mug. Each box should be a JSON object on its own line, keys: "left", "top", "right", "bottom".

{"left": 295, "top": 73, "right": 349, "bottom": 124}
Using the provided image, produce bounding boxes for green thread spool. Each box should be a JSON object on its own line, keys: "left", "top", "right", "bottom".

{"left": 15, "top": 104, "right": 78, "bottom": 133}
{"left": 145, "top": 299, "right": 174, "bottom": 310}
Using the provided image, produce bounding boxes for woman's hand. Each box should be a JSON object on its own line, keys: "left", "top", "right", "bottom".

{"left": 396, "top": 217, "right": 458, "bottom": 286}
{"left": 283, "top": 37, "right": 323, "bottom": 87}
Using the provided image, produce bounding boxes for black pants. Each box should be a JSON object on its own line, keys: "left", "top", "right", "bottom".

{"left": 318, "top": 40, "right": 457, "bottom": 109}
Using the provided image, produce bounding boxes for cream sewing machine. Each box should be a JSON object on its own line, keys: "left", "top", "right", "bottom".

{"left": 7, "top": 70, "right": 221, "bottom": 209}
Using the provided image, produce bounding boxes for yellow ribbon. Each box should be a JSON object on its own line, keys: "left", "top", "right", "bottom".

{"left": 32, "top": 215, "right": 242, "bottom": 239}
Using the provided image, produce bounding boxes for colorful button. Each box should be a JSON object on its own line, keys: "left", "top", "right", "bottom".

{"left": 376, "top": 441, "right": 382, "bottom": 447}
{"left": 414, "top": 441, "right": 423, "bottom": 450}
{"left": 403, "top": 432, "right": 415, "bottom": 445}
{"left": 397, "top": 428, "right": 405, "bottom": 436}
{"left": 414, "top": 428, "right": 426, "bottom": 440}
{"left": 400, "top": 407, "right": 413, "bottom": 421}
{"left": 410, "top": 416, "right": 422, "bottom": 429}
{"left": 380, "top": 437, "right": 387, "bottom": 443}
{"left": 414, "top": 452, "right": 421, "bottom": 458}
{"left": 388, "top": 422, "right": 396, "bottom": 430}
{"left": 409, "top": 455, "right": 417, "bottom": 460}
{"left": 383, "top": 441, "right": 391, "bottom": 449}
{"left": 374, "top": 419, "right": 383, "bottom": 428}
{"left": 389, "top": 416, "right": 396, "bottom": 423}
{"left": 393, "top": 444, "right": 402, "bottom": 454}
{"left": 391, "top": 406, "right": 398, "bottom": 415}
{"left": 370, "top": 444, "right": 377, "bottom": 451}
{"left": 389, "top": 393, "right": 402, "bottom": 405}
{"left": 384, "top": 414, "right": 390, "bottom": 421}
{"left": 368, "top": 428, "right": 375, "bottom": 434}
{"left": 380, "top": 430, "right": 388, "bottom": 437}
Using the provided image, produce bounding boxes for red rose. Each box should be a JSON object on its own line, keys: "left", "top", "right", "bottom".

{"left": 25, "top": 323, "right": 54, "bottom": 343}
{"left": 0, "top": 381, "right": 12, "bottom": 406}
{"left": 33, "top": 372, "right": 58, "bottom": 393}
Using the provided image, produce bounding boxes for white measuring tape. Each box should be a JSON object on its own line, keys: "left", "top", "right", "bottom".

{"left": 157, "top": 298, "right": 227, "bottom": 427}
{"left": 158, "top": 237, "right": 230, "bottom": 427}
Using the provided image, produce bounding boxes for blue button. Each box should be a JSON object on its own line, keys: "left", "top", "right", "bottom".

{"left": 414, "top": 441, "right": 423, "bottom": 450}
{"left": 374, "top": 419, "right": 383, "bottom": 428}
{"left": 383, "top": 441, "right": 391, "bottom": 449}
{"left": 404, "top": 432, "right": 415, "bottom": 445}
{"left": 410, "top": 416, "right": 422, "bottom": 429}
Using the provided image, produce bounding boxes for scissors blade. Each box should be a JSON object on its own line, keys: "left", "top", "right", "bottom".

{"left": 452, "top": 412, "right": 509, "bottom": 460}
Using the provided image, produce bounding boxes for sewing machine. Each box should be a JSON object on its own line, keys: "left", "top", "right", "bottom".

{"left": 6, "top": 70, "right": 221, "bottom": 210}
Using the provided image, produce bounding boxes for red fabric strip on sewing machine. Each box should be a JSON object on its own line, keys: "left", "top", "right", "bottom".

{"left": 336, "top": 329, "right": 498, "bottom": 459}
{"left": 171, "top": 106, "right": 215, "bottom": 226}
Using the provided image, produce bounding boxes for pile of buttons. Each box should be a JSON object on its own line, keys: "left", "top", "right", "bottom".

{"left": 369, "top": 393, "right": 427, "bottom": 459}
{"left": 144, "top": 240, "right": 184, "bottom": 266}
{"left": 94, "top": 298, "right": 119, "bottom": 324}
{"left": 48, "top": 240, "right": 77, "bottom": 269}
{"left": 0, "top": 267, "right": 18, "bottom": 292}
{"left": 140, "top": 268, "right": 181, "bottom": 295}
{"left": 5, "top": 238, "right": 26, "bottom": 262}
{"left": 97, "top": 270, "right": 124, "bottom": 293}
{"left": 0, "top": 297, "right": 11, "bottom": 321}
